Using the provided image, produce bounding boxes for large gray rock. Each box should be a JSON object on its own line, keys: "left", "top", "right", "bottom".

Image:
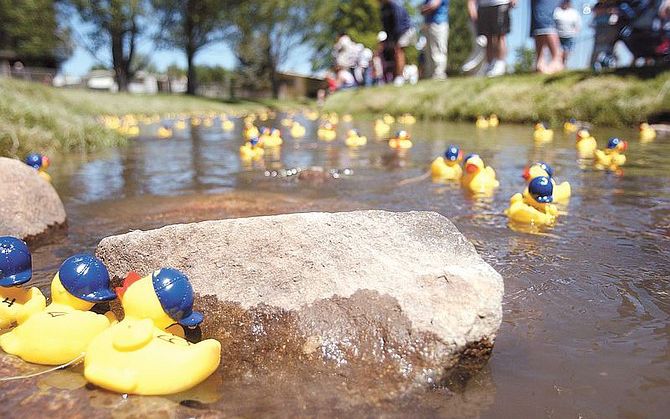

{"left": 0, "top": 157, "right": 66, "bottom": 241}
{"left": 96, "top": 210, "right": 503, "bottom": 387}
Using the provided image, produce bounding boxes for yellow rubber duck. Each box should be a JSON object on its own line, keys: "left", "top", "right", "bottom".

{"left": 290, "top": 122, "right": 306, "bottom": 138}
{"left": 190, "top": 117, "right": 202, "bottom": 126}
{"left": 342, "top": 114, "right": 353, "bottom": 123}
{"left": 157, "top": 125, "right": 173, "bottom": 139}
{"left": 576, "top": 129, "right": 597, "bottom": 159}
{"left": 533, "top": 123, "right": 554, "bottom": 143}
{"left": 258, "top": 112, "right": 269, "bottom": 122}
{"left": 221, "top": 119, "right": 235, "bottom": 131}
{"left": 24, "top": 153, "right": 51, "bottom": 182}
{"left": 475, "top": 116, "right": 489, "bottom": 129}
{"left": 243, "top": 114, "right": 257, "bottom": 124}
{"left": 259, "top": 127, "right": 283, "bottom": 147}
{"left": 84, "top": 268, "right": 220, "bottom": 395}
{"left": 344, "top": 129, "right": 367, "bottom": 147}
{"left": 522, "top": 162, "right": 571, "bottom": 202}
{"left": 595, "top": 137, "right": 627, "bottom": 171}
{"left": 0, "top": 237, "right": 46, "bottom": 329}
{"left": 174, "top": 119, "right": 187, "bottom": 130}
{"left": 431, "top": 146, "right": 463, "bottom": 181}
{"left": 280, "top": 117, "right": 293, "bottom": 127}
{"left": 328, "top": 113, "right": 339, "bottom": 125}
{"left": 506, "top": 176, "right": 558, "bottom": 227}
{"left": 388, "top": 130, "right": 413, "bottom": 149}
{"left": 0, "top": 255, "right": 117, "bottom": 365}
{"left": 382, "top": 114, "right": 395, "bottom": 125}
{"left": 243, "top": 123, "right": 260, "bottom": 141}
{"left": 305, "top": 110, "right": 319, "bottom": 120}
{"left": 239, "top": 137, "right": 265, "bottom": 160}
{"left": 374, "top": 119, "right": 391, "bottom": 136}
{"left": 488, "top": 114, "right": 499, "bottom": 127}
{"left": 318, "top": 122, "right": 337, "bottom": 141}
{"left": 203, "top": 118, "right": 214, "bottom": 127}
{"left": 461, "top": 154, "right": 499, "bottom": 194}
{"left": 397, "top": 113, "right": 416, "bottom": 125}
{"left": 564, "top": 118, "right": 579, "bottom": 133}
{"left": 639, "top": 123, "right": 656, "bottom": 142}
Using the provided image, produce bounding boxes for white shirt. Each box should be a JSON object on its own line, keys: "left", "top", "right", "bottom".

{"left": 553, "top": 7, "right": 582, "bottom": 38}
{"left": 478, "top": 0, "right": 510, "bottom": 7}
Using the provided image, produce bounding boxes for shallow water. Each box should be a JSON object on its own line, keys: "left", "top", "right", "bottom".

{"left": 3, "top": 114, "right": 670, "bottom": 418}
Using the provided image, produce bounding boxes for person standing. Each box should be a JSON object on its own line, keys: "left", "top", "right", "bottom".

{"left": 531, "top": 0, "right": 564, "bottom": 73}
{"left": 468, "top": 0, "right": 515, "bottom": 77}
{"left": 421, "top": 0, "right": 450, "bottom": 80}
{"left": 378, "top": 0, "right": 415, "bottom": 86}
{"left": 553, "top": 0, "right": 582, "bottom": 65}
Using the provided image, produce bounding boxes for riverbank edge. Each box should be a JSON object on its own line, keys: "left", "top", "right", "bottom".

{"left": 322, "top": 69, "right": 670, "bottom": 128}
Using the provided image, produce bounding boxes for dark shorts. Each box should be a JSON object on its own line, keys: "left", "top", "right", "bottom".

{"left": 478, "top": 5, "right": 511, "bottom": 36}
{"left": 560, "top": 37, "right": 575, "bottom": 51}
{"left": 530, "top": 0, "right": 561, "bottom": 36}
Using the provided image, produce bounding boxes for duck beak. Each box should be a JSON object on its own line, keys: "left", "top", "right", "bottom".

{"left": 42, "top": 156, "right": 50, "bottom": 169}
{"left": 522, "top": 167, "right": 530, "bottom": 180}
{"left": 621, "top": 141, "right": 628, "bottom": 151}
{"left": 115, "top": 271, "right": 142, "bottom": 301}
{"left": 466, "top": 163, "right": 478, "bottom": 173}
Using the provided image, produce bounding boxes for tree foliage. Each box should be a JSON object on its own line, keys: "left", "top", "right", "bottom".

{"left": 446, "top": 0, "right": 472, "bottom": 73}
{"left": 514, "top": 46, "right": 535, "bottom": 74}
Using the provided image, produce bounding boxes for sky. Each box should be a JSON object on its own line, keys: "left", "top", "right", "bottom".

{"left": 61, "top": 1, "right": 631, "bottom": 77}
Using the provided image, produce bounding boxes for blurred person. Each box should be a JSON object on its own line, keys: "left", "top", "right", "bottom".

{"left": 378, "top": 0, "right": 415, "bottom": 86}
{"left": 355, "top": 46, "right": 374, "bottom": 86}
{"left": 332, "top": 33, "right": 359, "bottom": 77}
{"left": 468, "top": 0, "right": 516, "bottom": 77}
{"left": 336, "top": 67, "right": 356, "bottom": 89}
{"left": 662, "top": 0, "right": 670, "bottom": 17}
{"left": 589, "top": 0, "right": 622, "bottom": 69}
{"left": 553, "top": 0, "right": 582, "bottom": 65}
{"left": 421, "top": 0, "right": 450, "bottom": 79}
{"left": 531, "top": 0, "right": 564, "bottom": 73}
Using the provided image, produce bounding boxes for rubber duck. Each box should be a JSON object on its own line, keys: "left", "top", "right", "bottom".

{"left": 157, "top": 125, "right": 173, "bottom": 139}
{"left": 84, "top": 268, "right": 220, "bottom": 395}
{"left": 243, "top": 114, "right": 256, "bottom": 124}
{"left": 221, "top": 119, "right": 235, "bottom": 131}
{"left": 639, "top": 123, "right": 656, "bottom": 142}
{"left": 259, "top": 127, "right": 283, "bottom": 147}
{"left": 328, "top": 113, "right": 339, "bottom": 125}
{"left": 280, "top": 117, "right": 293, "bottom": 127}
{"left": 190, "top": 117, "right": 202, "bottom": 126}
{"left": 239, "top": 137, "right": 265, "bottom": 160}
{"left": 0, "top": 237, "right": 46, "bottom": 329}
{"left": 243, "top": 123, "right": 260, "bottom": 140}
{"left": 318, "top": 122, "right": 337, "bottom": 141}
{"left": 305, "top": 110, "right": 319, "bottom": 121}
{"left": 506, "top": 176, "right": 558, "bottom": 226}
{"left": 342, "top": 114, "right": 353, "bottom": 123}
{"left": 576, "top": 129, "right": 597, "bottom": 158}
{"left": 430, "top": 145, "right": 463, "bottom": 181}
{"left": 258, "top": 112, "right": 269, "bottom": 122}
{"left": 488, "top": 114, "right": 499, "bottom": 127}
{"left": 476, "top": 116, "right": 489, "bottom": 129}
{"left": 374, "top": 119, "right": 391, "bottom": 136}
{"left": 595, "top": 137, "right": 627, "bottom": 170}
{"left": 397, "top": 113, "right": 416, "bottom": 125}
{"left": 522, "top": 162, "right": 571, "bottom": 202}
{"left": 24, "top": 153, "right": 52, "bottom": 182}
{"left": 344, "top": 129, "right": 367, "bottom": 147}
{"left": 0, "top": 255, "right": 117, "bottom": 365}
{"left": 461, "top": 154, "right": 499, "bottom": 194}
{"left": 382, "top": 114, "right": 395, "bottom": 125}
{"left": 533, "top": 123, "right": 554, "bottom": 143}
{"left": 564, "top": 118, "right": 579, "bottom": 133}
{"left": 174, "top": 119, "right": 187, "bottom": 130}
{"left": 290, "top": 122, "right": 306, "bottom": 138}
{"left": 388, "top": 130, "right": 413, "bottom": 149}
{"left": 203, "top": 118, "right": 214, "bottom": 127}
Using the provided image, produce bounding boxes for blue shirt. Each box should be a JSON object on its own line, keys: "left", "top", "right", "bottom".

{"left": 381, "top": 0, "right": 412, "bottom": 41}
{"left": 424, "top": 0, "right": 449, "bottom": 24}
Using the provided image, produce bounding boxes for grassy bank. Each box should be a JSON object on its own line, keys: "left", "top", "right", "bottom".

{"left": 0, "top": 78, "right": 272, "bottom": 158}
{"left": 323, "top": 69, "right": 670, "bottom": 127}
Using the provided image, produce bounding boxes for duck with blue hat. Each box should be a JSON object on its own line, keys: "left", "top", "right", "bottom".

{"left": 0, "top": 237, "right": 46, "bottom": 328}
{"left": 506, "top": 176, "right": 559, "bottom": 227}
{"left": 239, "top": 137, "right": 265, "bottom": 160}
{"left": 461, "top": 153, "right": 499, "bottom": 194}
{"left": 388, "top": 130, "right": 413, "bottom": 149}
{"left": 84, "top": 268, "right": 221, "bottom": 395}
{"left": 24, "top": 153, "right": 51, "bottom": 182}
{"left": 430, "top": 145, "right": 463, "bottom": 181}
{"left": 521, "top": 162, "right": 571, "bottom": 202}
{"left": 0, "top": 254, "right": 117, "bottom": 365}
{"left": 595, "top": 137, "right": 627, "bottom": 171}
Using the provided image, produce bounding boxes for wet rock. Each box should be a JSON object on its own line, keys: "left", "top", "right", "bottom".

{"left": 96, "top": 210, "right": 503, "bottom": 387}
{"left": 0, "top": 157, "right": 66, "bottom": 243}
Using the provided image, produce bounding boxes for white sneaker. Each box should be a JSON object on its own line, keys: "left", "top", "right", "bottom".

{"left": 393, "top": 76, "right": 405, "bottom": 87}
{"left": 486, "top": 60, "right": 506, "bottom": 77}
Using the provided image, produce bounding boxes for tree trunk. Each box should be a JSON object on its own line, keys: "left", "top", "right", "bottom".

{"left": 268, "top": 46, "right": 279, "bottom": 99}
{"left": 186, "top": 48, "right": 196, "bottom": 95}
{"left": 111, "top": 30, "right": 128, "bottom": 92}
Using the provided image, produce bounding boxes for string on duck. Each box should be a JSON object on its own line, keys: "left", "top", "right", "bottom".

{"left": 0, "top": 353, "right": 84, "bottom": 381}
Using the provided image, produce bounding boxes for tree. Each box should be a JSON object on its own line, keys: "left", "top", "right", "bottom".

{"left": 70, "top": 0, "right": 150, "bottom": 91}
{"left": 447, "top": 0, "right": 473, "bottom": 73}
{"left": 514, "top": 46, "right": 535, "bottom": 74}
{"left": 152, "top": 0, "right": 229, "bottom": 95}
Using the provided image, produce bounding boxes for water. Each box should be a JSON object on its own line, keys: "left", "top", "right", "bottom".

{"left": 3, "top": 114, "right": 670, "bottom": 418}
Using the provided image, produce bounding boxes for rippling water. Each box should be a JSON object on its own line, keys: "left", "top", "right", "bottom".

{"left": 22, "top": 114, "right": 670, "bottom": 418}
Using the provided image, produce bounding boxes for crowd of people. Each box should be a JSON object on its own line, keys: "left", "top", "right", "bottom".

{"left": 325, "top": 0, "right": 670, "bottom": 92}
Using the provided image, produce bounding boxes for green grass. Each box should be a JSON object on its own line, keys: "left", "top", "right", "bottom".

{"left": 0, "top": 78, "right": 274, "bottom": 158}
{"left": 323, "top": 69, "right": 670, "bottom": 127}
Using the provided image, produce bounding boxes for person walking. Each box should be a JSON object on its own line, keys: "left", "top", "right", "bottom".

{"left": 378, "top": 0, "right": 415, "bottom": 86}
{"left": 553, "top": 0, "right": 582, "bottom": 65}
{"left": 531, "top": 0, "right": 564, "bottom": 73}
{"left": 468, "top": 0, "right": 515, "bottom": 77}
{"left": 421, "top": 0, "right": 450, "bottom": 80}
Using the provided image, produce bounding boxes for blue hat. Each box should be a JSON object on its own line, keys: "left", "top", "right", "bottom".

{"left": 529, "top": 176, "right": 553, "bottom": 203}
{"left": 464, "top": 153, "right": 478, "bottom": 163}
{"left": 58, "top": 254, "right": 116, "bottom": 302}
{"left": 537, "top": 162, "right": 554, "bottom": 178}
{"left": 25, "top": 153, "right": 43, "bottom": 169}
{"left": 0, "top": 237, "right": 32, "bottom": 287}
{"left": 569, "top": 118, "right": 576, "bottom": 123}
{"left": 607, "top": 137, "right": 622, "bottom": 149}
{"left": 444, "top": 146, "right": 461, "bottom": 161}
{"left": 151, "top": 268, "right": 203, "bottom": 327}
{"left": 250, "top": 137, "right": 259, "bottom": 146}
